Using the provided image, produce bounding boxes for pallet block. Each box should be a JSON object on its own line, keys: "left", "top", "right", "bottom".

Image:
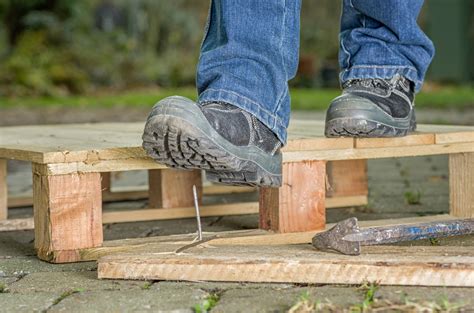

{"left": 95, "top": 215, "right": 473, "bottom": 287}
{"left": 33, "top": 164, "right": 103, "bottom": 263}
{"left": 449, "top": 152, "right": 474, "bottom": 218}
{"left": 148, "top": 169, "right": 202, "bottom": 209}
{"left": 1, "top": 121, "right": 474, "bottom": 263}
{"left": 260, "top": 161, "right": 326, "bottom": 232}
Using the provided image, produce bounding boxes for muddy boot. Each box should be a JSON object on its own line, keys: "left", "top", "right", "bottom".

{"left": 142, "top": 96, "right": 282, "bottom": 187}
{"left": 325, "top": 74, "right": 416, "bottom": 138}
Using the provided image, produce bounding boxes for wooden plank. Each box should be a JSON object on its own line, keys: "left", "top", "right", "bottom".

{"left": 0, "top": 160, "right": 7, "bottom": 220}
{"left": 148, "top": 169, "right": 202, "bottom": 209}
{"left": 418, "top": 124, "right": 474, "bottom": 144}
{"left": 1, "top": 196, "right": 367, "bottom": 232}
{"left": 33, "top": 164, "right": 103, "bottom": 263}
{"left": 97, "top": 244, "right": 474, "bottom": 287}
{"left": 72, "top": 214, "right": 453, "bottom": 261}
{"left": 210, "top": 214, "right": 455, "bottom": 246}
{"left": 1, "top": 122, "right": 473, "bottom": 164}
{"left": 283, "top": 142, "right": 474, "bottom": 163}
{"left": 259, "top": 161, "right": 326, "bottom": 233}
{"left": 32, "top": 142, "right": 474, "bottom": 176}
{"left": 326, "top": 160, "right": 368, "bottom": 197}
{"left": 0, "top": 218, "right": 34, "bottom": 232}
{"left": 449, "top": 152, "right": 474, "bottom": 218}
{"left": 102, "top": 202, "right": 259, "bottom": 224}
{"left": 37, "top": 158, "right": 165, "bottom": 175}
{"left": 8, "top": 184, "right": 256, "bottom": 208}
{"left": 355, "top": 133, "right": 434, "bottom": 148}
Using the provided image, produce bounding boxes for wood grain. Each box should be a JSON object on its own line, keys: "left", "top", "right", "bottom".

{"left": 8, "top": 184, "right": 256, "bottom": 208}
{"left": 449, "top": 152, "right": 474, "bottom": 218}
{"left": 101, "top": 172, "right": 111, "bottom": 193}
{"left": 148, "top": 169, "right": 202, "bottom": 209}
{"left": 260, "top": 161, "right": 326, "bottom": 233}
{"left": 0, "top": 159, "right": 7, "bottom": 220}
{"left": 33, "top": 164, "right": 103, "bottom": 263}
{"left": 1, "top": 122, "right": 473, "bottom": 164}
{"left": 326, "top": 160, "right": 368, "bottom": 197}
{"left": 74, "top": 214, "right": 453, "bottom": 261}
{"left": 1, "top": 196, "right": 367, "bottom": 232}
{"left": 97, "top": 244, "right": 474, "bottom": 287}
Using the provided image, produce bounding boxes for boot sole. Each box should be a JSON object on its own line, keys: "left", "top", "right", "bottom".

{"left": 142, "top": 96, "right": 282, "bottom": 187}
{"left": 325, "top": 95, "right": 416, "bottom": 138}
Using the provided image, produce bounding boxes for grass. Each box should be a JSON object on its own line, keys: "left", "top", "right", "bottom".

{"left": 194, "top": 293, "right": 220, "bottom": 313}
{"left": 287, "top": 285, "right": 468, "bottom": 313}
{"left": 404, "top": 190, "right": 422, "bottom": 205}
{"left": 141, "top": 281, "right": 153, "bottom": 290}
{"left": 0, "top": 283, "right": 8, "bottom": 293}
{"left": 1, "top": 85, "right": 473, "bottom": 110}
{"left": 52, "top": 288, "right": 84, "bottom": 305}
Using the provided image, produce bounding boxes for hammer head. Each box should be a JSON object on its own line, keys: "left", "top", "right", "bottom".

{"left": 312, "top": 217, "right": 361, "bottom": 255}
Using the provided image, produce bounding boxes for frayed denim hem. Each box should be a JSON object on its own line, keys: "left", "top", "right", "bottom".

{"left": 340, "top": 65, "right": 424, "bottom": 92}
{"left": 198, "top": 88, "right": 288, "bottom": 144}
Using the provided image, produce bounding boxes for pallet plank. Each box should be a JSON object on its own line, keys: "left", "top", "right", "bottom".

{"left": 78, "top": 214, "right": 453, "bottom": 262}
{"left": 98, "top": 244, "right": 474, "bottom": 287}
{"left": 8, "top": 184, "right": 257, "bottom": 208}
{"left": 1, "top": 196, "right": 367, "bottom": 232}
{"left": 1, "top": 122, "right": 473, "bottom": 164}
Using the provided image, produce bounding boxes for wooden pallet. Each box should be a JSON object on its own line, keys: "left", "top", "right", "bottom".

{"left": 96, "top": 215, "right": 474, "bottom": 287}
{"left": 0, "top": 121, "right": 368, "bottom": 262}
{"left": 1, "top": 121, "right": 473, "bottom": 263}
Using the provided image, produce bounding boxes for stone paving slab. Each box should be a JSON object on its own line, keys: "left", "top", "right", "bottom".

{"left": 48, "top": 288, "right": 208, "bottom": 313}
{"left": 0, "top": 292, "right": 59, "bottom": 313}
{"left": 0, "top": 257, "right": 96, "bottom": 277}
{"left": 8, "top": 271, "right": 146, "bottom": 294}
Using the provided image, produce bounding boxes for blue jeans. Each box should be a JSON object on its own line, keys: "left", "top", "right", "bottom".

{"left": 196, "top": 0, "right": 435, "bottom": 143}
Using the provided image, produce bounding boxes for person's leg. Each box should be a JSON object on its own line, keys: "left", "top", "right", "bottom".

{"left": 325, "top": 0, "right": 435, "bottom": 137}
{"left": 142, "top": 0, "right": 301, "bottom": 187}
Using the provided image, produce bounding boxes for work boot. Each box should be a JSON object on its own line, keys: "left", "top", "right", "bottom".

{"left": 142, "top": 96, "right": 282, "bottom": 187}
{"left": 325, "top": 74, "right": 416, "bottom": 137}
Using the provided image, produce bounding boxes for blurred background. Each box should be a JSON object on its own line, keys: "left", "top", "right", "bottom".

{"left": 0, "top": 0, "right": 473, "bottom": 125}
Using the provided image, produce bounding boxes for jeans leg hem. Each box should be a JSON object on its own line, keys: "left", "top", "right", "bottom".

{"left": 340, "top": 66, "right": 423, "bottom": 92}
{"left": 198, "top": 88, "right": 288, "bottom": 144}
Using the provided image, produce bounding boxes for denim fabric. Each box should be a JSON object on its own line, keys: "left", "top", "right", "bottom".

{"left": 196, "top": 0, "right": 434, "bottom": 144}
{"left": 339, "top": 0, "right": 435, "bottom": 93}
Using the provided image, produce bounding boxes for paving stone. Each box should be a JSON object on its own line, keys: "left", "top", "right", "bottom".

{"left": 0, "top": 230, "right": 35, "bottom": 257}
{"left": 48, "top": 288, "right": 207, "bottom": 313}
{"left": 0, "top": 292, "right": 58, "bottom": 312}
{"left": 0, "top": 257, "right": 96, "bottom": 276}
{"left": 212, "top": 287, "right": 305, "bottom": 313}
{"left": 8, "top": 271, "right": 145, "bottom": 294}
{"left": 302, "top": 286, "right": 474, "bottom": 311}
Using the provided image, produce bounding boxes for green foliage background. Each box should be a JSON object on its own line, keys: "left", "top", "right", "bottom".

{"left": 0, "top": 1, "right": 471, "bottom": 99}
{"left": 0, "top": 0, "right": 343, "bottom": 97}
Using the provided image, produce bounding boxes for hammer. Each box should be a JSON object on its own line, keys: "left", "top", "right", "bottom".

{"left": 312, "top": 217, "right": 474, "bottom": 255}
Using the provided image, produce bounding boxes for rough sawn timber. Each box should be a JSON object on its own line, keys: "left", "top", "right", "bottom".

{"left": 81, "top": 214, "right": 454, "bottom": 262}
{"left": 98, "top": 244, "right": 474, "bottom": 287}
